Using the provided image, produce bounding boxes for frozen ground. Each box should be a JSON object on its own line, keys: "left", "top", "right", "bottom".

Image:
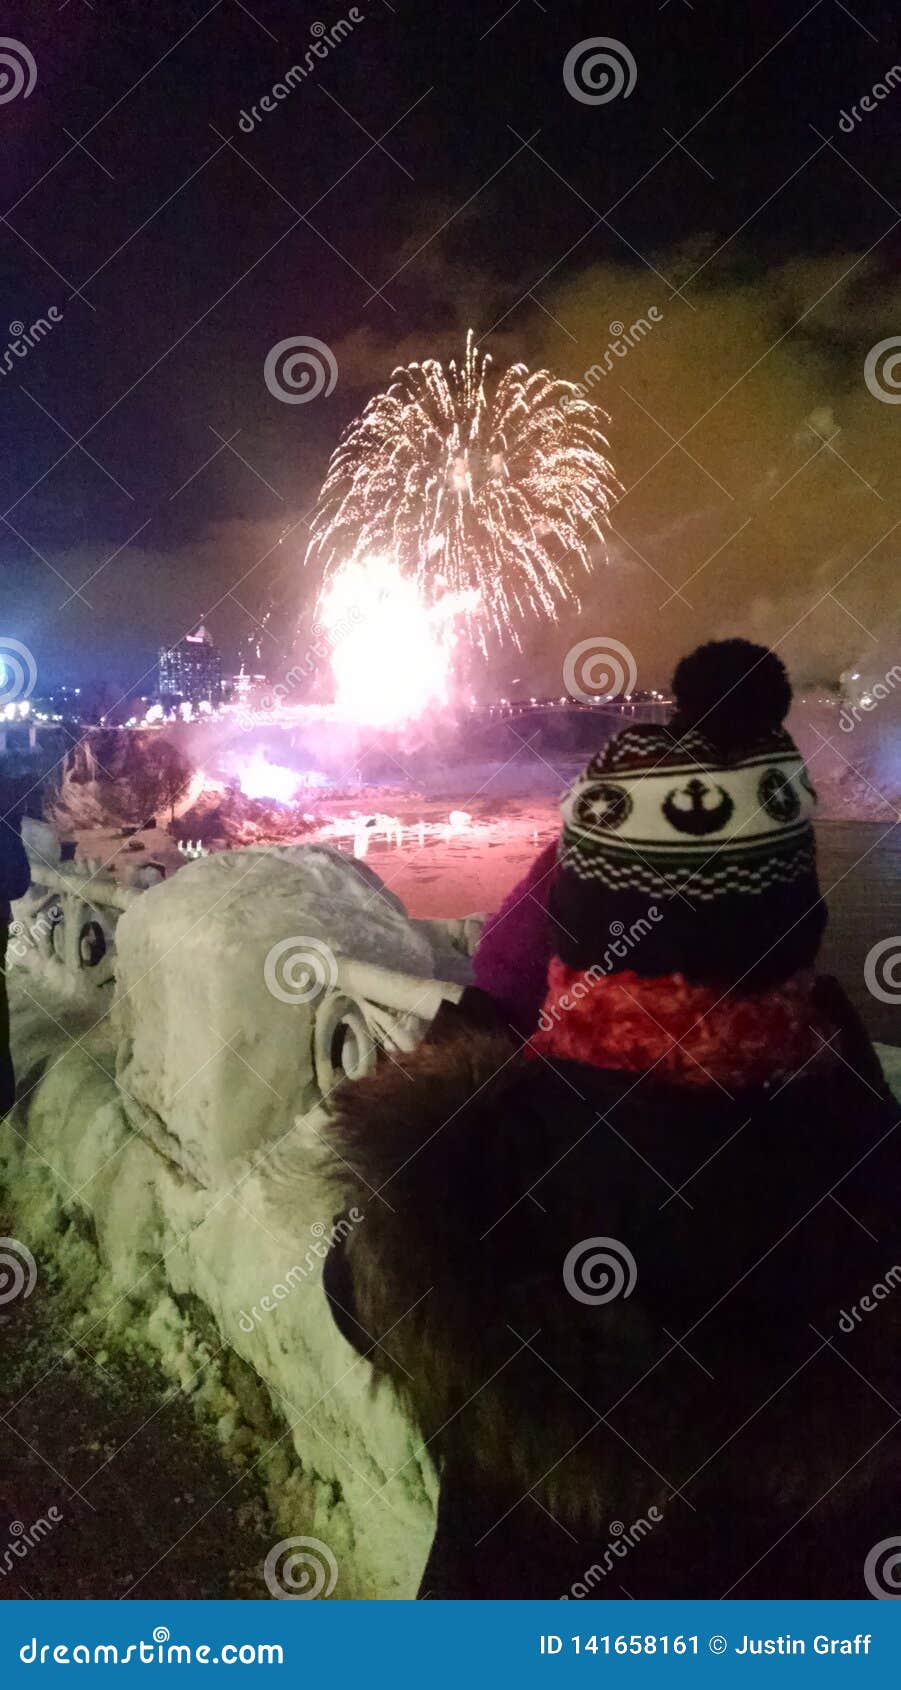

{"left": 0, "top": 1253, "right": 277, "bottom": 1600}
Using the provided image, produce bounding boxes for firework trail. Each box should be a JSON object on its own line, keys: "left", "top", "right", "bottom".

{"left": 305, "top": 331, "right": 618, "bottom": 648}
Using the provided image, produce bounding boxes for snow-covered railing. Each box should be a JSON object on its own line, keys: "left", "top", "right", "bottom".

{"left": 11, "top": 853, "right": 153, "bottom": 988}
{"left": 313, "top": 957, "right": 464, "bottom": 1094}
{"left": 107, "top": 846, "right": 478, "bottom": 1187}
{"left": 13, "top": 836, "right": 480, "bottom": 1101}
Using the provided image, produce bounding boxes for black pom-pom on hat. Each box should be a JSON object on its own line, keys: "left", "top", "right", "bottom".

{"left": 671, "top": 638, "right": 792, "bottom": 750}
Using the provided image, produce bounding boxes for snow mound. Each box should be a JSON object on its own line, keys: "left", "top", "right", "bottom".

{"left": 114, "top": 845, "right": 437, "bottom": 1185}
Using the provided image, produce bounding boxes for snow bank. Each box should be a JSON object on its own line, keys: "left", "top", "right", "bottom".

{"left": 114, "top": 845, "right": 438, "bottom": 1185}
{"left": 2, "top": 847, "right": 458, "bottom": 1593}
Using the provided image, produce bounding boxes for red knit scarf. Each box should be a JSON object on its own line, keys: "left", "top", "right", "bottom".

{"left": 528, "top": 963, "right": 838, "bottom": 1091}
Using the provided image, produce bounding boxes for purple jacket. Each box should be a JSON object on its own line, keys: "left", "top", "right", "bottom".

{"left": 471, "top": 840, "right": 558, "bottom": 1036}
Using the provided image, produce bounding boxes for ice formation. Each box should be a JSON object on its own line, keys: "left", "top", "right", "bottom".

{"left": 113, "top": 844, "right": 439, "bottom": 1184}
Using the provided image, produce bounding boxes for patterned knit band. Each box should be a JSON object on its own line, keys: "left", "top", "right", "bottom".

{"left": 560, "top": 724, "right": 817, "bottom": 901}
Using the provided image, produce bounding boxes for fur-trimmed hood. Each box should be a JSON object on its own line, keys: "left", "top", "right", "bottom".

{"left": 326, "top": 1010, "right": 901, "bottom": 1530}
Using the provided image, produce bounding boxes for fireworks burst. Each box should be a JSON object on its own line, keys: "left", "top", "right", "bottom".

{"left": 318, "top": 555, "right": 477, "bottom": 726}
{"left": 305, "top": 331, "right": 617, "bottom": 648}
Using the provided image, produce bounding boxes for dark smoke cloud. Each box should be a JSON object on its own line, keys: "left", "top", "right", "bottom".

{"left": 519, "top": 248, "right": 900, "bottom": 693}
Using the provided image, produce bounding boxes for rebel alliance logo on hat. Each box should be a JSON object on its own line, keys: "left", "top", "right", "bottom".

{"left": 662, "top": 777, "right": 734, "bottom": 837}
{"left": 563, "top": 752, "right": 816, "bottom": 856}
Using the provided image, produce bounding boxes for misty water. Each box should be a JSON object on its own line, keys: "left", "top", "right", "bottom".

{"left": 816, "top": 820, "right": 901, "bottom": 1045}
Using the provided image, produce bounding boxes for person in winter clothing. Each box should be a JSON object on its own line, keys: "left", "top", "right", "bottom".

{"left": 0, "top": 782, "right": 31, "bottom": 1114}
{"left": 323, "top": 640, "right": 901, "bottom": 1599}
{"left": 470, "top": 838, "right": 558, "bottom": 1035}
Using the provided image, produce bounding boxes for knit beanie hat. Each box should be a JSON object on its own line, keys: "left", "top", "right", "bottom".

{"left": 549, "top": 639, "right": 827, "bottom": 990}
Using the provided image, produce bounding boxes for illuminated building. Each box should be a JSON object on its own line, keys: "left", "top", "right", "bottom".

{"left": 158, "top": 626, "right": 222, "bottom": 706}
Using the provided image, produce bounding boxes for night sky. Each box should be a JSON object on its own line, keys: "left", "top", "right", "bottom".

{"left": 1, "top": 0, "right": 899, "bottom": 695}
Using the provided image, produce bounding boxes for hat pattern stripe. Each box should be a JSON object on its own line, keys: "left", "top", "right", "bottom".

{"left": 566, "top": 823, "right": 812, "bottom": 855}
{"left": 563, "top": 842, "right": 818, "bottom": 900}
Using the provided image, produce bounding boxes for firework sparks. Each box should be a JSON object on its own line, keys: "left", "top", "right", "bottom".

{"left": 305, "top": 331, "right": 617, "bottom": 648}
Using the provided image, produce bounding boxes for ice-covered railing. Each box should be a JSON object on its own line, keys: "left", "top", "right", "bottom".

{"left": 110, "top": 846, "right": 477, "bottom": 1186}
{"left": 13, "top": 829, "right": 476, "bottom": 1035}
{"left": 11, "top": 838, "right": 477, "bottom": 1183}
{"left": 10, "top": 847, "right": 157, "bottom": 988}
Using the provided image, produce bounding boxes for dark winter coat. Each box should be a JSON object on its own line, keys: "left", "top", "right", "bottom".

{"left": 0, "top": 813, "right": 29, "bottom": 1115}
{"left": 0, "top": 814, "right": 30, "bottom": 925}
{"left": 324, "top": 979, "right": 901, "bottom": 1598}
